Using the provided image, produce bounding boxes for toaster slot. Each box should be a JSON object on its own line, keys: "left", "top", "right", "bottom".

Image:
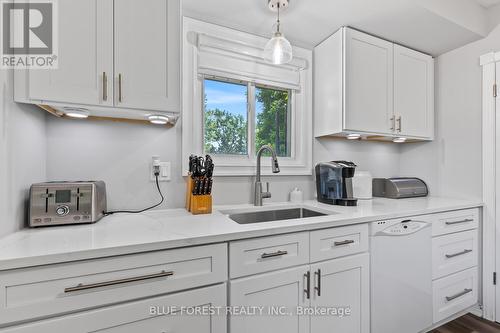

{"left": 77, "top": 188, "right": 80, "bottom": 211}
{"left": 45, "top": 189, "right": 49, "bottom": 213}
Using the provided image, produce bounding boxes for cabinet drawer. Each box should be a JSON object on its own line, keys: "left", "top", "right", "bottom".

{"left": 310, "top": 224, "right": 368, "bottom": 262}
{"left": 0, "top": 244, "right": 227, "bottom": 326}
{"left": 1, "top": 284, "right": 227, "bottom": 333}
{"left": 432, "top": 230, "right": 478, "bottom": 279}
{"left": 432, "top": 267, "right": 478, "bottom": 323}
{"left": 229, "top": 232, "right": 309, "bottom": 278}
{"left": 431, "top": 209, "right": 479, "bottom": 236}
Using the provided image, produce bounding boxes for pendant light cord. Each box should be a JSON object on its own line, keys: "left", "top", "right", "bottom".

{"left": 276, "top": 3, "right": 281, "bottom": 33}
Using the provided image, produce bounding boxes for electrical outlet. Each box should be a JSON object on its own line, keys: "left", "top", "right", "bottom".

{"left": 151, "top": 157, "right": 171, "bottom": 182}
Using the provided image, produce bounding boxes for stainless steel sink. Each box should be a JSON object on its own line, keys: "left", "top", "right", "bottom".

{"left": 228, "top": 208, "right": 328, "bottom": 224}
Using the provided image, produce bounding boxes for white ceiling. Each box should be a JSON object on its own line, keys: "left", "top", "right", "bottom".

{"left": 183, "top": 0, "right": 495, "bottom": 56}
{"left": 475, "top": 0, "right": 500, "bottom": 8}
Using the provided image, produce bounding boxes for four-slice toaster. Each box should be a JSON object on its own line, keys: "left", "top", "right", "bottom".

{"left": 29, "top": 181, "right": 107, "bottom": 227}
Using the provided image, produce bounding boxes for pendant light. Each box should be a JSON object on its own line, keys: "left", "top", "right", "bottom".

{"left": 264, "top": 0, "right": 293, "bottom": 65}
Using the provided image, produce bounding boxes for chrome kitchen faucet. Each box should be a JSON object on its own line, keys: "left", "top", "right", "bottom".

{"left": 254, "top": 145, "right": 280, "bottom": 206}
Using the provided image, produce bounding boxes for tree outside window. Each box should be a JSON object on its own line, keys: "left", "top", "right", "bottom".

{"left": 203, "top": 78, "right": 291, "bottom": 157}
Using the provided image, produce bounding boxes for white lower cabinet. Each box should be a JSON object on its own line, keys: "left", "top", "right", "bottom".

{"left": 310, "top": 254, "right": 370, "bottom": 333}
{"left": 229, "top": 253, "right": 370, "bottom": 333}
{"left": 1, "top": 284, "right": 227, "bottom": 333}
{"left": 230, "top": 266, "right": 310, "bottom": 333}
{"left": 0, "top": 243, "right": 227, "bottom": 325}
{"left": 0, "top": 208, "right": 482, "bottom": 333}
{"left": 311, "top": 253, "right": 370, "bottom": 333}
{"left": 432, "top": 268, "right": 478, "bottom": 323}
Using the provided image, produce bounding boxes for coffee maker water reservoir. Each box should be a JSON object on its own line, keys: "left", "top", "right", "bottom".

{"left": 315, "top": 161, "right": 358, "bottom": 206}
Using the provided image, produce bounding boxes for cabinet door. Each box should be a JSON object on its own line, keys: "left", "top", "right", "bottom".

{"left": 394, "top": 44, "right": 434, "bottom": 138}
{"left": 114, "top": 0, "right": 180, "bottom": 112}
{"left": 310, "top": 253, "right": 370, "bottom": 333}
{"left": 28, "top": 0, "right": 113, "bottom": 106}
{"left": 2, "top": 284, "right": 226, "bottom": 333}
{"left": 230, "top": 266, "right": 309, "bottom": 333}
{"left": 344, "top": 28, "right": 394, "bottom": 135}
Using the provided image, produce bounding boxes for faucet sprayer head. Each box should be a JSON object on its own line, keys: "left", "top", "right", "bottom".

{"left": 272, "top": 156, "right": 280, "bottom": 173}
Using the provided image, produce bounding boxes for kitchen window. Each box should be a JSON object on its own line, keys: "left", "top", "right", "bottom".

{"left": 182, "top": 18, "right": 312, "bottom": 176}
{"left": 203, "top": 78, "right": 291, "bottom": 158}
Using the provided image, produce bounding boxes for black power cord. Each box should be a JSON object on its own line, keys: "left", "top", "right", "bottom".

{"left": 103, "top": 171, "right": 164, "bottom": 216}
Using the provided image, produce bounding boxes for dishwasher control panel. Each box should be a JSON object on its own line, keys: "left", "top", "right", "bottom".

{"left": 371, "top": 220, "right": 430, "bottom": 236}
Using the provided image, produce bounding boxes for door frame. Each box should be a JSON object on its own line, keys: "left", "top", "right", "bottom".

{"left": 481, "top": 51, "right": 499, "bottom": 321}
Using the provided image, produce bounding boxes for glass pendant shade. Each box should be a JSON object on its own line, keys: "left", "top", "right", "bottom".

{"left": 264, "top": 31, "right": 293, "bottom": 65}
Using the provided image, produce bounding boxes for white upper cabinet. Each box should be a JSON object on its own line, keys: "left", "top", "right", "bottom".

{"left": 26, "top": 0, "right": 113, "bottom": 106}
{"left": 394, "top": 44, "right": 434, "bottom": 138}
{"left": 114, "top": 0, "right": 180, "bottom": 112}
{"left": 15, "top": 0, "right": 180, "bottom": 119}
{"left": 344, "top": 28, "right": 394, "bottom": 135}
{"left": 314, "top": 27, "right": 434, "bottom": 141}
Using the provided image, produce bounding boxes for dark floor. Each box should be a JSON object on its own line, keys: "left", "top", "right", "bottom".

{"left": 430, "top": 314, "right": 500, "bottom": 333}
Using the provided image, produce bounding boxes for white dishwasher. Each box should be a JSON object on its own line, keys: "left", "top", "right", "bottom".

{"left": 370, "top": 218, "right": 433, "bottom": 333}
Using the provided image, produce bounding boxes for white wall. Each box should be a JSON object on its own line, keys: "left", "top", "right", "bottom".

{"left": 315, "top": 139, "right": 401, "bottom": 179}
{"left": 400, "top": 23, "right": 500, "bottom": 200}
{"left": 0, "top": 70, "right": 46, "bottom": 238}
{"left": 45, "top": 117, "right": 317, "bottom": 210}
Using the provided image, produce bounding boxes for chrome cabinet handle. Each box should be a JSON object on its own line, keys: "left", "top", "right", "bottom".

{"left": 261, "top": 250, "right": 288, "bottom": 259}
{"left": 333, "top": 240, "right": 355, "bottom": 246}
{"left": 390, "top": 116, "right": 395, "bottom": 131}
{"left": 445, "top": 249, "right": 473, "bottom": 258}
{"left": 445, "top": 288, "right": 472, "bottom": 302}
{"left": 396, "top": 116, "right": 402, "bottom": 132}
{"left": 64, "top": 270, "right": 174, "bottom": 293}
{"left": 102, "top": 72, "right": 108, "bottom": 101}
{"left": 314, "top": 269, "right": 321, "bottom": 297}
{"left": 118, "top": 73, "right": 123, "bottom": 102}
{"left": 445, "top": 219, "right": 473, "bottom": 225}
{"left": 304, "top": 271, "right": 311, "bottom": 299}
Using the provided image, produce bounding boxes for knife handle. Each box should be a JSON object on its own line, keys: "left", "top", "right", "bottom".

{"left": 192, "top": 180, "right": 199, "bottom": 195}
{"left": 199, "top": 178, "right": 205, "bottom": 195}
{"left": 203, "top": 178, "right": 209, "bottom": 195}
{"left": 207, "top": 178, "right": 213, "bottom": 195}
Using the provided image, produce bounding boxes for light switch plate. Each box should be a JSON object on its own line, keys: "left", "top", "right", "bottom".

{"left": 151, "top": 161, "right": 171, "bottom": 182}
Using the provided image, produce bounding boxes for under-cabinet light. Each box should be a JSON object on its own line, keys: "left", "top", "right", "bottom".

{"left": 347, "top": 133, "right": 361, "bottom": 140}
{"left": 148, "top": 115, "right": 170, "bottom": 125}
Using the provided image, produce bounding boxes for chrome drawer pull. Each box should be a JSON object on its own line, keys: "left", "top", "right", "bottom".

{"left": 261, "top": 250, "right": 288, "bottom": 259}
{"left": 64, "top": 270, "right": 174, "bottom": 293}
{"left": 445, "top": 249, "right": 473, "bottom": 259}
{"left": 102, "top": 72, "right": 107, "bottom": 101}
{"left": 445, "top": 288, "right": 472, "bottom": 302}
{"left": 334, "top": 240, "right": 355, "bottom": 246}
{"left": 445, "top": 218, "right": 473, "bottom": 225}
{"left": 118, "top": 73, "right": 123, "bottom": 102}
{"left": 304, "top": 271, "right": 311, "bottom": 299}
{"left": 314, "top": 269, "right": 321, "bottom": 297}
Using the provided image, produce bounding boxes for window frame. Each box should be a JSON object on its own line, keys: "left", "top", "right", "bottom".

{"left": 182, "top": 17, "right": 312, "bottom": 177}
{"left": 202, "top": 76, "right": 293, "bottom": 159}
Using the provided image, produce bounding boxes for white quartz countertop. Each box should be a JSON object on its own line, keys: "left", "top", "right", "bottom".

{"left": 0, "top": 197, "right": 482, "bottom": 270}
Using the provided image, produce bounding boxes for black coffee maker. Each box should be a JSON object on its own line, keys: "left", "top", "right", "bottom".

{"left": 315, "top": 161, "right": 358, "bottom": 206}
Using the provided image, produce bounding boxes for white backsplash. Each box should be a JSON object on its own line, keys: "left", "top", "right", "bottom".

{"left": 0, "top": 71, "right": 46, "bottom": 238}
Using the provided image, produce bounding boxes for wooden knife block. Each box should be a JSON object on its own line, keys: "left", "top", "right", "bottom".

{"left": 186, "top": 176, "right": 212, "bottom": 215}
